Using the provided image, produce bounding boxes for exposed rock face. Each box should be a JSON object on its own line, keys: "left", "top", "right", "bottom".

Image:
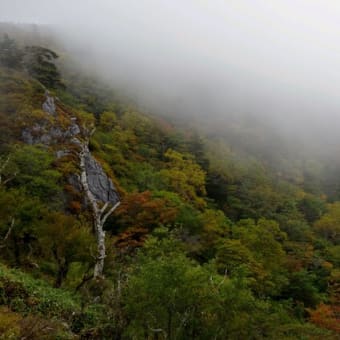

{"left": 84, "top": 148, "right": 120, "bottom": 205}
{"left": 22, "top": 92, "right": 120, "bottom": 208}
{"left": 56, "top": 150, "right": 71, "bottom": 158}
{"left": 68, "top": 173, "right": 83, "bottom": 193}
{"left": 68, "top": 122, "right": 80, "bottom": 136}
{"left": 21, "top": 120, "right": 81, "bottom": 145}
{"left": 42, "top": 91, "right": 56, "bottom": 115}
{"left": 22, "top": 90, "right": 120, "bottom": 278}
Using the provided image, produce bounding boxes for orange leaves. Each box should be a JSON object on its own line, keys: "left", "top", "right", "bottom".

{"left": 113, "top": 226, "right": 149, "bottom": 254}
{"left": 115, "top": 191, "right": 178, "bottom": 230}
{"left": 69, "top": 201, "right": 82, "bottom": 214}
{"left": 113, "top": 191, "right": 178, "bottom": 252}
{"left": 308, "top": 303, "right": 340, "bottom": 333}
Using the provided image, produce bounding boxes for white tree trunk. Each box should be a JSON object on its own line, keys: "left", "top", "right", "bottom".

{"left": 93, "top": 219, "right": 105, "bottom": 278}
{"left": 79, "top": 142, "right": 120, "bottom": 278}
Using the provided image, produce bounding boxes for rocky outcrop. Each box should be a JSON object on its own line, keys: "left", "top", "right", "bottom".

{"left": 22, "top": 92, "right": 120, "bottom": 206}
{"left": 79, "top": 141, "right": 120, "bottom": 278}
{"left": 22, "top": 91, "right": 120, "bottom": 278}
{"left": 84, "top": 150, "right": 119, "bottom": 205}
{"left": 21, "top": 119, "right": 81, "bottom": 145}
{"left": 42, "top": 91, "right": 56, "bottom": 115}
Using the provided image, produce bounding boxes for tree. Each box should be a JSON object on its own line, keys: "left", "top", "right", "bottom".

{"left": 23, "top": 46, "right": 64, "bottom": 89}
{"left": 216, "top": 239, "right": 259, "bottom": 275}
{"left": 113, "top": 191, "right": 178, "bottom": 231}
{"left": 123, "top": 229, "right": 313, "bottom": 339}
{"left": 0, "top": 187, "right": 46, "bottom": 266}
{"left": 99, "top": 111, "right": 117, "bottom": 132}
{"left": 39, "top": 212, "right": 94, "bottom": 288}
{"left": 308, "top": 303, "right": 340, "bottom": 334}
{"left": 282, "top": 270, "right": 322, "bottom": 308}
{"left": 79, "top": 140, "right": 120, "bottom": 278}
{"left": 11, "top": 145, "right": 62, "bottom": 203}
{"left": 187, "top": 132, "right": 209, "bottom": 171}
{"left": 160, "top": 149, "right": 206, "bottom": 208}
{"left": 230, "top": 219, "right": 289, "bottom": 296}
{"left": 298, "top": 195, "right": 326, "bottom": 224}
{"left": 112, "top": 191, "right": 178, "bottom": 254}
{"left": 198, "top": 209, "right": 231, "bottom": 258}
{"left": 0, "top": 34, "right": 23, "bottom": 69}
{"left": 314, "top": 202, "right": 340, "bottom": 244}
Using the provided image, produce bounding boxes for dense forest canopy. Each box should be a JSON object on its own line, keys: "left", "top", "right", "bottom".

{"left": 0, "top": 19, "right": 339, "bottom": 339}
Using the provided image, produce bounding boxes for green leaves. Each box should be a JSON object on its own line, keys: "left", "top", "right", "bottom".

{"left": 38, "top": 212, "right": 94, "bottom": 288}
{"left": 123, "top": 230, "right": 318, "bottom": 339}
{"left": 314, "top": 202, "right": 340, "bottom": 245}
{"left": 23, "top": 46, "right": 64, "bottom": 89}
{"left": 8, "top": 145, "right": 61, "bottom": 202}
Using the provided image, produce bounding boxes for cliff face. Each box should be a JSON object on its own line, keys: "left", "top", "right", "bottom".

{"left": 21, "top": 90, "right": 120, "bottom": 208}
{"left": 83, "top": 148, "right": 120, "bottom": 205}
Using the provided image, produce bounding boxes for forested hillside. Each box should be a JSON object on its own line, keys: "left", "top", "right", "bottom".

{"left": 0, "top": 28, "right": 339, "bottom": 339}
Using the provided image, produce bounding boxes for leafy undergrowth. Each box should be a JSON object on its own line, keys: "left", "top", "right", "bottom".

{"left": 0, "top": 264, "right": 105, "bottom": 339}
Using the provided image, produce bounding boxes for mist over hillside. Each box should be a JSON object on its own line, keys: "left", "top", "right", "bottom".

{"left": 2, "top": 1, "right": 340, "bottom": 158}
{"left": 1, "top": 3, "right": 340, "bottom": 338}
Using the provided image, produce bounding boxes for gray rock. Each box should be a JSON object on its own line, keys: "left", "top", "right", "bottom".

{"left": 39, "top": 133, "right": 52, "bottom": 144}
{"left": 22, "top": 124, "right": 50, "bottom": 145}
{"left": 22, "top": 126, "right": 55, "bottom": 145}
{"left": 22, "top": 123, "right": 81, "bottom": 146}
{"left": 84, "top": 151, "right": 120, "bottom": 205}
{"left": 71, "top": 137, "right": 82, "bottom": 146}
{"left": 23, "top": 93, "right": 119, "bottom": 208}
{"left": 68, "top": 173, "right": 83, "bottom": 193}
{"left": 21, "top": 129, "right": 34, "bottom": 144}
{"left": 48, "top": 126, "right": 60, "bottom": 138}
{"left": 42, "top": 91, "right": 56, "bottom": 115}
{"left": 65, "top": 123, "right": 81, "bottom": 138}
{"left": 56, "top": 150, "right": 71, "bottom": 158}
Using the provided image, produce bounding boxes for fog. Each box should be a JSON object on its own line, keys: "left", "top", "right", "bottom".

{"left": 2, "top": 0, "right": 340, "bottom": 152}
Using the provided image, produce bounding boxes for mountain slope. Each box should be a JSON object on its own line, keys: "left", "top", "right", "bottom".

{"left": 0, "top": 30, "right": 339, "bottom": 339}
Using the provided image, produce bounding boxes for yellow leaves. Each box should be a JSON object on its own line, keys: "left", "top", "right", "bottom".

{"left": 228, "top": 218, "right": 289, "bottom": 295}
{"left": 216, "top": 239, "right": 255, "bottom": 269}
{"left": 100, "top": 111, "right": 117, "bottom": 131}
{"left": 121, "top": 110, "right": 151, "bottom": 132}
{"left": 39, "top": 212, "right": 94, "bottom": 265}
{"left": 76, "top": 109, "right": 95, "bottom": 131}
{"left": 161, "top": 149, "right": 207, "bottom": 208}
{"left": 314, "top": 202, "right": 340, "bottom": 244}
{"left": 0, "top": 307, "right": 21, "bottom": 339}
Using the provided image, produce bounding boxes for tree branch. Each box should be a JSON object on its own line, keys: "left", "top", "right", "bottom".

{"left": 0, "top": 218, "right": 15, "bottom": 249}
{"left": 101, "top": 201, "right": 120, "bottom": 226}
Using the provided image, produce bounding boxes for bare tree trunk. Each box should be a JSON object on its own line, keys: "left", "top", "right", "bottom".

{"left": 93, "top": 217, "right": 105, "bottom": 278}
{"left": 79, "top": 141, "right": 120, "bottom": 279}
